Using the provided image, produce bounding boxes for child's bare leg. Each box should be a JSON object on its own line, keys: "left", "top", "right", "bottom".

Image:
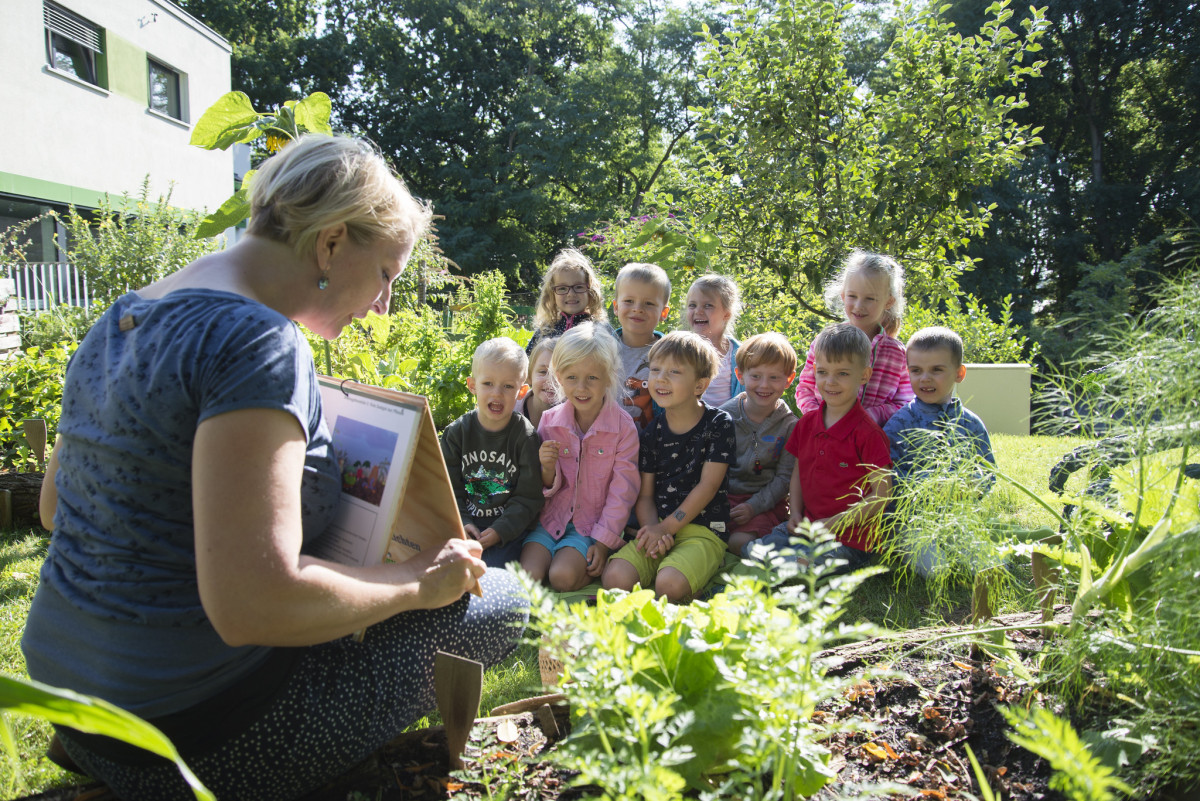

{"left": 655, "top": 567, "right": 693, "bottom": 603}
{"left": 727, "top": 530, "right": 757, "bottom": 556}
{"left": 601, "top": 558, "right": 639, "bottom": 591}
{"left": 548, "top": 548, "right": 590, "bottom": 592}
{"left": 520, "top": 542, "right": 553, "bottom": 582}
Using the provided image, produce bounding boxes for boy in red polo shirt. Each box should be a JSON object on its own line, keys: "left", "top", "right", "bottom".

{"left": 747, "top": 323, "right": 892, "bottom": 574}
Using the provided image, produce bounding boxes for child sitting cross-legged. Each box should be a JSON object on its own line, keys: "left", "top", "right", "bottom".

{"left": 719, "top": 332, "right": 799, "bottom": 557}
{"left": 882, "top": 326, "right": 996, "bottom": 577}
{"left": 751, "top": 323, "right": 892, "bottom": 575}
{"left": 440, "top": 337, "right": 546, "bottom": 570}
{"left": 521, "top": 323, "right": 640, "bottom": 591}
{"left": 602, "top": 331, "right": 737, "bottom": 603}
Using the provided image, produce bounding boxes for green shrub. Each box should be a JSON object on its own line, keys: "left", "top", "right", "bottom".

{"left": 522, "top": 554, "right": 882, "bottom": 801}
{"left": 901, "top": 292, "right": 1039, "bottom": 365}
{"left": 62, "top": 179, "right": 219, "bottom": 313}
{"left": 0, "top": 344, "right": 73, "bottom": 470}
{"left": 17, "top": 306, "right": 98, "bottom": 351}
{"left": 302, "top": 269, "right": 529, "bottom": 429}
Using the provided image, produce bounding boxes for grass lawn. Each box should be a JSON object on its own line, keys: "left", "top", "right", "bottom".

{"left": 0, "top": 432, "right": 1090, "bottom": 798}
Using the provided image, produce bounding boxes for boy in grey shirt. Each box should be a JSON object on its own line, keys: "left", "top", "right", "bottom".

{"left": 718, "top": 333, "right": 799, "bottom": 556}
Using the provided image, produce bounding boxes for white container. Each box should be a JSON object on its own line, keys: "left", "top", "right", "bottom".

{"left": 956, "top": 363, "right": 1032, "bottom": 436}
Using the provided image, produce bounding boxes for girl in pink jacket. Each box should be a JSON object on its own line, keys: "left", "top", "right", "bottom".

{"left": 520, "top": 323, "right": 640, "bottom": 591}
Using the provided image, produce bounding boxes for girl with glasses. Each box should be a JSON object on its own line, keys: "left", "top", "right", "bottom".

{"left": 526, "top": 247, "right": 608, "bottom": 354}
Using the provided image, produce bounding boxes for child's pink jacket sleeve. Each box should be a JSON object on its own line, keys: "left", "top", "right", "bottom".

{"left": 591, "top": 421, "right": 640, "bottom": 550}
{"left": 794, "top": 341, "right": 821, "bottom": 415}
{"left": 862, "top": 336, "right": 914, "bottom": 426}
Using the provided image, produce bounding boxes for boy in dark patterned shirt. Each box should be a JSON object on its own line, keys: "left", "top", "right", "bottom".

{"left": 602, "top": 331, "right": 736, "bottom": 602}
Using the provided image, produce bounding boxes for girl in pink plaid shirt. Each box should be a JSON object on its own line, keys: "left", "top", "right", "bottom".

{"left": 794, "top": 250, "right": 914, "bottom": 426}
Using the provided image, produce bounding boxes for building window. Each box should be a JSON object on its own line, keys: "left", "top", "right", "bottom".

{"left": 148, "top": 59, "right": 182, "bottom": 120}
{"left": 44, "top": 1, "right": 103, "bottom": 87}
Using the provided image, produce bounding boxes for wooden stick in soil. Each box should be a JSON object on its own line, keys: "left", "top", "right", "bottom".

{"left": 434, "top": 651, "right": 483, "bottom": 771}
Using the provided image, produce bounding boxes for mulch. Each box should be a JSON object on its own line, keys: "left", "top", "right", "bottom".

{"left": 19, "top": 609, "right": 1081, "bottom": 801}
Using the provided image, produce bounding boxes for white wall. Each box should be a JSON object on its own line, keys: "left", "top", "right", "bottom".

{"left": 0, "top": 0, "right": 233, "bottom": 214}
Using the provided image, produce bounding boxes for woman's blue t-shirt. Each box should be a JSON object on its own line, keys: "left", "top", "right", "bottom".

{"left": 22, "top": 289, "right": 340, "bottom": 717}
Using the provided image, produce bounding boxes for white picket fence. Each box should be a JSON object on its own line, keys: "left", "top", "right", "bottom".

{"left": 1, "top": 262, "right": 90, "bottom": 311}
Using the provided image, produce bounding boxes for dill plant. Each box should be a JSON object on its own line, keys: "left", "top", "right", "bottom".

{"left": 1031, "top": 265, "right": 1200, "bottom": 793}
{"left": 520, "top": 556, "right": 883, "bottom": 801}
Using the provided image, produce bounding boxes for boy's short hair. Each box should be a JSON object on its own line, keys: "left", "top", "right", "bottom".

{"left": 472, "top": 337, "right": 528, "bottom": 378}
{"left": 647, "top": 330, "right": 720, "bottom": 380}
{"left": 736, "top": 332, "right": 798, "bottom": 375}
{"left": 813, "top": 323, "right": 871, "bottom": 367}
{"left": 906, "top": 326, "right": 965, "bottom": 366}
{"left": 614, "top": 262, "right": 672, "bottom": 304}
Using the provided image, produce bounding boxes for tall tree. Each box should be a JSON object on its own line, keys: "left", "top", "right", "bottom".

{"left": 692, "top": 0, "right": 1047, "bottom": 316}
{"left": 319, "top": 0, "right": 716, "bottom": 283}
{"left": 945, "top": 0, "right": 1200, "bottom": 325}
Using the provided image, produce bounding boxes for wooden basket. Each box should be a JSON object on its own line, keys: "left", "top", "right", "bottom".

{"left": 538, "top": 645, "right": 565, "bottom": 686}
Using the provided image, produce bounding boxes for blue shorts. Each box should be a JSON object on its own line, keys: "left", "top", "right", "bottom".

{"left": 524, "top": 522, "right": 594, "bottom": 560}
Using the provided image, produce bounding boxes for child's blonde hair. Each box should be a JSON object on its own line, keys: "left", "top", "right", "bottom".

{"left": 532, "top": 248, "right": 605, "bottom": 332}
{"left": 686, "top": 274, "right": 742, "bottom": 340}
{"left": 648, "top": 330, "right": 721, "bottom": 382}
{"left": 735, "top": 332, "right": 798, "bottom": 375}
{"left": 549, "top": 323, "right": 623, "bottom": 407}
{"left": 527, "top": 335, "right": 559, "bottom": 383}
{"left": 615, "top": 262, "right": 672, "bottom": 305}
{"left": 824, "top": 249, "right": 906, "bottom": 337}
{"left": 472, "top": 337, "right": 528, "bottom": 379}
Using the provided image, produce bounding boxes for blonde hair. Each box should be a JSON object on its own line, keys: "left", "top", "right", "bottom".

{"left": 648, "top": 330, "right": 721, "bottom": 381}
{"left": 472, "top": 337, "right": 528, "bottom": 378}
{"left": 686, "top": 274, "right": 742, "bottom": 340}
{"left": 813, "top": 323, "right": 872, "bottom": 368}
{"left": 824, "top": 249, "right": 906, "bottom": 337}
{"left": 549, "top": 323, "right": 623, "bottom": 407}
{"left": 735, "top": 332, "right": 798, "bottom": 375}
{"left": 532, "top": 248, "right": 605, "bottom": 333}
{"left": 614, "top": 262, "right": 672, "bottom": 304}
{"left": 248, "top": 135, "right": 432, "bottom": 258}
{"left": 527, "top": 335, "right": 559, "bottom": 383}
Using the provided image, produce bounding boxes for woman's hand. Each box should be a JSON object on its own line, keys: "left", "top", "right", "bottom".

{"left": 413, "top": 538, "right": 487, "bottom": 609}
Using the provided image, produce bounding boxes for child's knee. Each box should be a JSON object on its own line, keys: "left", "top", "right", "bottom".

{"left": 655, "top": 568, "right": 692, "bottom": 603}
{"left": 602, "top": 559, "right": 636, "bottom": 591}
{"left": 548, "top": 557, "right": 588, "bottom": 592}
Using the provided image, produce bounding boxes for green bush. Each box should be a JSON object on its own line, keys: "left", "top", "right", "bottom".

{"left": 901, "top": 292, "right": 1039, "bottom": 366}
{"left": 0, "top": 344, "right": 73, "bottom": 470}
{"left": 302, "top": 269, "right": 529, "bottom": 429}
{"left": 17, "top": 306, "right": 98, "bottom": 351}
{"left": 62, "top": 179, "right": 219, "bottom": 313}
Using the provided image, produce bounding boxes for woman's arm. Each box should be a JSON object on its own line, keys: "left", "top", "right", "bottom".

{"left": 39, "top": 439, "right": 61, "bottom": 530}
{"left": 193, "top": 407, "right": 485, "bottom": 648}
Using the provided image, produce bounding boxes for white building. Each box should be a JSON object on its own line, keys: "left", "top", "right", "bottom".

{"left": 0, "top": 0, "right": 233, "bottom": 268}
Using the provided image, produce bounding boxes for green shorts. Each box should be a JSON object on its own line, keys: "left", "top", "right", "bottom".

{"left": 611, "top": 523, "right": 726, "bottom": 595}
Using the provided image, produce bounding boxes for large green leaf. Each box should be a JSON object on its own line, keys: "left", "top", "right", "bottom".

{"left": 292, "top": 92, "right": 334, "bottom": 135}
{"left": 196, "top": 181, "right": 252, "bottom": 239}
{"left": 189, "top": 91, "right": 262, "bottom": 150}
{"left": 0, "top": 675, "right": 213, "bottom": 800}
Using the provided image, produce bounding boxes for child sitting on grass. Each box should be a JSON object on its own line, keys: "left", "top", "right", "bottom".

{"left": 440, "top": 337, "right": 545, "bottom": 569}
{"left": 719, "top": 332, "right": 799, "bottom": 557}
{"left": 753, "top": 323, "right": 892, "bottom": 574}
{"left": 522, "top": 323, "right": 640, "bottom": 591}
{"left": 613, "top": 261, "right": 672, "bottom": 430}
{"left": 882, "top": 326, "right": 996, "bottom": 578}
{"left": 602, "top": 331, "right": 736, "bottom": 602}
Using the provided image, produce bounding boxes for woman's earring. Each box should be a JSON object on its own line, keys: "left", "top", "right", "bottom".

{"left": 317, "top": 274, "right": 330, "bottom": 290}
